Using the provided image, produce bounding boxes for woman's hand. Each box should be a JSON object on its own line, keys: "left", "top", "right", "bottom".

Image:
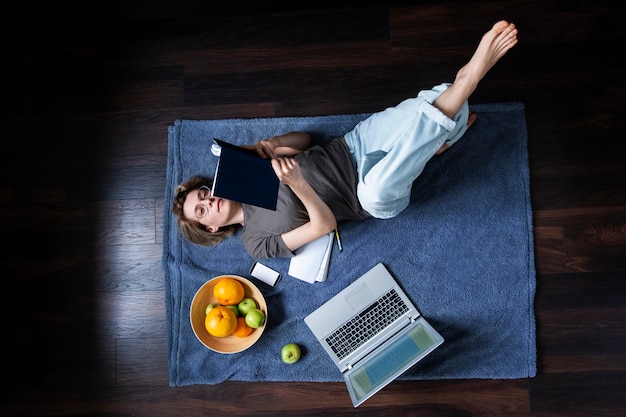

{"left": 238, "top": 140, "right": 276, "bottom": 159}
{"left": 271, "top": 157, "right": 304, "bottom": 187}
{"left": 254, "top": 139, "right": 278, "bottom": 159}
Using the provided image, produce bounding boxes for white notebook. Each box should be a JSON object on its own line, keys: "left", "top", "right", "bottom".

{"left": 288, "top": 232, "right": 334, "bottom": 283}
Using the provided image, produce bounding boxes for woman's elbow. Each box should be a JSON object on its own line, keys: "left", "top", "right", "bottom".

{"left": 296, "top": 132, "right": 312, "bottom": 150}
{"left": 322, "top": 217, "right": 337, "bottom": 234}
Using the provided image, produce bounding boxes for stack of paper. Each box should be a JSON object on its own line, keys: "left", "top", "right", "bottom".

{"left": 288, "top": 232, "right": 334, "bottom": 283}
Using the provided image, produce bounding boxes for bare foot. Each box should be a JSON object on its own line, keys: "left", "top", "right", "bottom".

{"left": 431, "top": 20, "right": 518, "bottom": 122}
{"left": 455, "top": 20, "right": 518, "bottom": 88}
{"left": 435, "top": 111, "right": 478, "bottom": 155}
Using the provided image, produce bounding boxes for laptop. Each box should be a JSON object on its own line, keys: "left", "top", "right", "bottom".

{"left": 304, "top": 263, "right": 444, "bottom": 407}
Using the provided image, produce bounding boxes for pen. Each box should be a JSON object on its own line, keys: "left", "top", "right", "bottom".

{"left": 334, "top": 228, "right": 343, "bottom": 252}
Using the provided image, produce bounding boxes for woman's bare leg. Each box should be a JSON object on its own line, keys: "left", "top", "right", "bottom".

{"left": 433, "top": 20, "right": 518, "bottom": 120}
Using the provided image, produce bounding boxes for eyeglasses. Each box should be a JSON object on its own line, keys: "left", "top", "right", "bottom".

{"left": 194, "top": 185, "right": 212, "bottom": 221}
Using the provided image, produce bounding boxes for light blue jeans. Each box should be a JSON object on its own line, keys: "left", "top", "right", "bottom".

{"left": 344, "top": 83, "right": 470, "bottom": 219}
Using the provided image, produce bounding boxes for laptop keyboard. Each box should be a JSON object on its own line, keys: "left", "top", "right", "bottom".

{"left": 325, "top": 289, "right": 409, "bottom": 360}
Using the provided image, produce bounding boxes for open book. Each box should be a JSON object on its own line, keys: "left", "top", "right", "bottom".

{"left": 288, "top": 232, "right": 334, "bottom": 284}
{"left": 211, "top": 138, "right": 279, "bottom": 211}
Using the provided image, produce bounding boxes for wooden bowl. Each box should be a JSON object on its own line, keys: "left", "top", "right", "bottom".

{"left": 190, "top": 275, "right": 267, "bottom": 354}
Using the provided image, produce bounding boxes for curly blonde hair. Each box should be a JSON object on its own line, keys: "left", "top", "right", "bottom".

{"left": 171, "top": 176, "right": 239, "bottom": 246}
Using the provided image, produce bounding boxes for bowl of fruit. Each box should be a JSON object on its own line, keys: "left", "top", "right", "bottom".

{"left": 190, "top": 275, "right": 267, "bottom": 354}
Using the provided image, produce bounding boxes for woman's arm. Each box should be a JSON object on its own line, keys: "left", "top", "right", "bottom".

{"left": 240, "top": 132, "right": 312, "bottom": 159}
{"left": 271, "top": 157, "right": 336, "bottom": 252}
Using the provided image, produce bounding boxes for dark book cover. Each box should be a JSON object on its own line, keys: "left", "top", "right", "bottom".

{"left": 211, "top": 138, "right": 279, "bottom": 211}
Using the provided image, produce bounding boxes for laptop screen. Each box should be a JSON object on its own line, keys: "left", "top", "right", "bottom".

{"left": 345, "top": 319, "right": 443, "bottom": 406}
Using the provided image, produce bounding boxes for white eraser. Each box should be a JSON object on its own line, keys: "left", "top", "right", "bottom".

{"left": 249, "top": 262, "right": 281, "bottom": 287}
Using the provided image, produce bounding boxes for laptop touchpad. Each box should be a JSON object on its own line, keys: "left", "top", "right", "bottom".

{"left": 345, "top": 283, "right": 374, "bottom": 312}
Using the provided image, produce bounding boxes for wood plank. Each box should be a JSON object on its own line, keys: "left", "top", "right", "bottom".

{"left": 529, "top": 371, "right": 626, "bottom": 417}
{"left": 535, "top": 272, "right": 626, "bottom": 373}
{"left": 204, "top": 379, "right": 531, "bottom": 415}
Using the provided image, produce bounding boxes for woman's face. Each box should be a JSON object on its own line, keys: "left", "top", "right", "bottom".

{"left": 183, "top": 186, "right": 235, "bottom": 233}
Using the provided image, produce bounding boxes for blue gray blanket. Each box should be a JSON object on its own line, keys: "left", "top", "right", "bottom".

{"left": 163, "top": 102, "right": 536, "bottom": 386}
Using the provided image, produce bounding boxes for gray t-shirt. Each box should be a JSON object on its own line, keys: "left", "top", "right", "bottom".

{"left": 241, "top": 137, "right": 371, "bottom": 258}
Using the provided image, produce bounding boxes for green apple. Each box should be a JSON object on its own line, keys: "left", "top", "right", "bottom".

{"left": 245, "top": 308, "right": 265, "bottom": 328}
{"left": 205, "top": 303, "right": 219, "bottom": 315}
{"left": 237, "top": 297, "right": 257, "bottom": 315}
{"left": 281, "top": 343, "right": 301, "bottom": 364}
{"left": 226, "top": 304, "right": 240, "bottom": 317}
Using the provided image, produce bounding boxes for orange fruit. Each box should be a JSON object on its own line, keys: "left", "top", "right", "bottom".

{"left": 213, "top": 278, "right": 245, "bottom": 305}
{"left": 205, "top": 306, "right": 237, "bottom": 337}
{"left": 232, "top": 316, "right": 253, "bottom": 338}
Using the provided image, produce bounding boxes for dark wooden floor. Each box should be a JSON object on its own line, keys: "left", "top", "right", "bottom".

{"left": 2, "top": 1, "right": 625, "bottom": 416}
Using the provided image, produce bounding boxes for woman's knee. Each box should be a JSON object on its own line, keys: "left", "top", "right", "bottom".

{"left": 357, "top": 184, "right": 409, "bottom": 219}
